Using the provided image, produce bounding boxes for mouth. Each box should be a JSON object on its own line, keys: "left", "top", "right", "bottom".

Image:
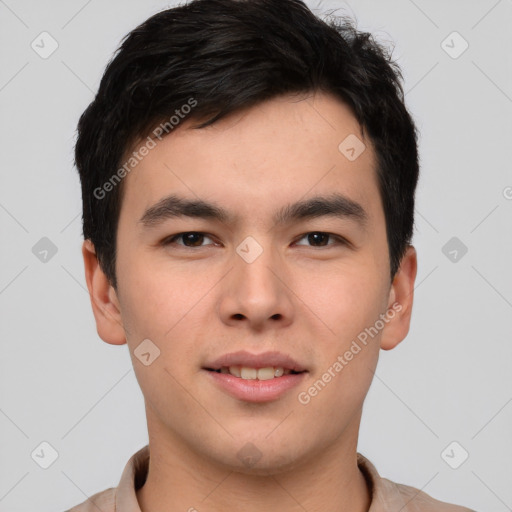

{"left": 203, "top": 350, "right": 307, "bottom": 377}
{"left": 202, "top": 350, "right": 308, "bottom": 401}
{"left": 204, "top": 366, "right": 306, "bottom": 380}
{"left": 203, "top": 366, "right": 308, "bottom": 403}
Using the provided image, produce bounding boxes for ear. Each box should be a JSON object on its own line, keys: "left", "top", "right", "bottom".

{"left": 380, "top": 245, "right": 418, "bottom": 351}
{"left": 82, "top": 239, "right": 126, "bottom": 345}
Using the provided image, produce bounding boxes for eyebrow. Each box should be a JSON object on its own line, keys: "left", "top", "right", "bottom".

{"left": 138, "top": 193, "right": 368, "bottom": 230}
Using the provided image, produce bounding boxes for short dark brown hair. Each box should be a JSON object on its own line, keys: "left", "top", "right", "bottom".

{"left": 74, "top": 0, "right": 420, "bottom": 290}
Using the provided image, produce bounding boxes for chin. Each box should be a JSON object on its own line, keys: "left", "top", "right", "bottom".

{"left": 210, "top": 445, "right": 308, "bottom": 476}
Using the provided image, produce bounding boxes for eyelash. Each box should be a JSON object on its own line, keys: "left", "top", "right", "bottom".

{"left": 160, "top": 231, "right": 350, "bottom": 249}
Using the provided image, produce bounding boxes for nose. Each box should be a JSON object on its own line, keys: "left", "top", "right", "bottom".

{"left": 217, "top": 240, "right": 295, "bottom": 331}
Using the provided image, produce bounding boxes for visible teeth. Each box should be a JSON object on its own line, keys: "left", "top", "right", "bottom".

{"left": 257, "top": 367, "right": 275, "bottom": 380}
{"left": 240, "top": 367, "right": 258, "bottom": 379}
{"left": 229, "top": 365, "right": 241, "bottom": 377}
{"left": 225, "top": 366, "right": 291, "bottom": 380}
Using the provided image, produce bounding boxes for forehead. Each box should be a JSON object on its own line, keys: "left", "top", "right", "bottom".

{"left": 118, "top": 91, "right": 382, "bottom": 230}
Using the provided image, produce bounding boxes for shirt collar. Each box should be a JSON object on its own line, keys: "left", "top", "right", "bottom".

{"left": 357, "top": 452, "right": 412, "bottom": 510}
{"left": 114, "top": 445, "right": 409, "bottom": 512}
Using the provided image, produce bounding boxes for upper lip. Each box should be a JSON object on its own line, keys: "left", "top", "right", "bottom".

{"left": 203, "top": 350, "right": 307, "bottom": 372}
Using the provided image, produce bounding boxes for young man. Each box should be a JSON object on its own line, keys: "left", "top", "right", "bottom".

{"left": 68, "top": 0, "right": 476, "bottom": 510}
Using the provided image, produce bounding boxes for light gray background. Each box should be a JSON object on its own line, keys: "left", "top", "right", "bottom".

{"left": 1, "top": 1, "right": 511, "bottom": 511}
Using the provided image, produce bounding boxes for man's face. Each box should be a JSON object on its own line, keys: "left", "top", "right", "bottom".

{"left": 88, "top": 91, "right": 415, "bottom": 474}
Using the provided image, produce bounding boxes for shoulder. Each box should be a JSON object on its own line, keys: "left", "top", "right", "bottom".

{"left": 64, "top": 487, "right": 116, "bottom": 512}
{"left": 356, "top": 453, "right": 476, "bottom": 511}
{"left": 388, "top": 478, "right": 477, "bottom": 511}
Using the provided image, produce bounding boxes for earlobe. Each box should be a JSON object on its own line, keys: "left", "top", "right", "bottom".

{"left": 82, "top": 239, "right": 127, "bottom": 345}
{"left": 380, "top": 245, "right": 418, "bottom": 351}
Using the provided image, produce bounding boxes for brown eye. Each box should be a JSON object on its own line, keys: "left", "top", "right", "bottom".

{"left": 294, "top": 232, "right": 346, "bottom": 247}
{"left": 162, "top": 232, "right": 215, "bottom": 248}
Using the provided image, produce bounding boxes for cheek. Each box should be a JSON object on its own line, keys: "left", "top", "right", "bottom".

{"left": 298, "top": 266, "right": 385, "bottom": 400}
{"left": 297, "top": 273, "right": 384, "bottom": 407}
{"left": 118, "top": 255, "right": 219, "bottom": 378}
{"left": 118, "top": 263, "right": 204, "bottom": 405}
{"left": 119, "top": 253, "right": 201, "bottom": 334}
{"left": 306, "top": 260, "right": 387, "bottom": 342}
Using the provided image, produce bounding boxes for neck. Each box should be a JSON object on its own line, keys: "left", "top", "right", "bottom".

{"left": 137, "top": 408, "right": 371, "bottom": 512}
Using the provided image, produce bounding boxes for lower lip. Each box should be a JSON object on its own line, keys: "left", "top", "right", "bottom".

{"left": 204, "top": 370, "right": 307, "bottom": 402}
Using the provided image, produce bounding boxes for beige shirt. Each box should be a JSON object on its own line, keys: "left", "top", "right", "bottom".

{"left": 66, "top": 445, "right": 476, "bottom": 511}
